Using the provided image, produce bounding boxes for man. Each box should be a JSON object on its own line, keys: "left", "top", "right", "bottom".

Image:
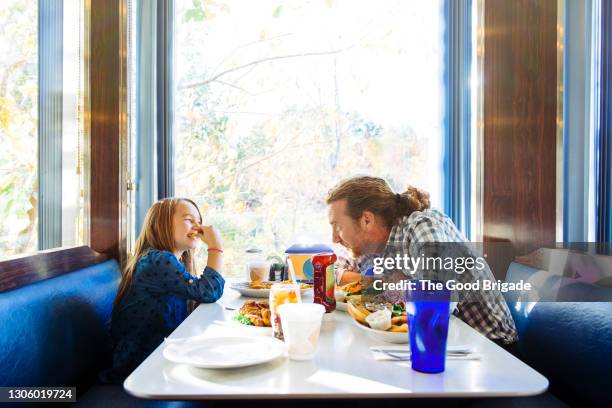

{"left": 333, "top": 245, "right": 362, "bottom": 285}
{"left": 327, "top": 176, "right": 518, "bottom": 346}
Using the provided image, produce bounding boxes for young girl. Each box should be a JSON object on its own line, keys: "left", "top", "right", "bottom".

{"left": 101, "top": 197, "right": 225, "bottom": 383}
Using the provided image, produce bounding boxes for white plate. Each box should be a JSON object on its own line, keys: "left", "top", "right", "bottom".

{"left": 352, "top": 318, "right": 408, "bottom": 344}
{"left": 336, "top": 301, "right": 348, "bottom": 312}
{"left": 352, "top": 317, "right": 461, "bottom": 344}
{"left": 163, "top": 335, "right": 286, "bottom": 368}
{"left": 230, "top": 282, "right": 312, "bottom": 298}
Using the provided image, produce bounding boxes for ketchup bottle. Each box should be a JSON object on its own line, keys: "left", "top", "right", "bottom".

{"left": 311, "top": 252, "right": 337, "bottom": 313}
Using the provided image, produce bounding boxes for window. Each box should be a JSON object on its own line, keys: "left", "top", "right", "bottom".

{"left": 173, "top": 0, "right": 445, "bottom": 276}
{"left": 0, "top": 0, "right": 86, "bottom": 261}
{"left": 0, "top": 1, "right": 38, "bottom": 259}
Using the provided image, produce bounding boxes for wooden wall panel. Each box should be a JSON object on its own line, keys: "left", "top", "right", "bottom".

{"left": 89, "top": 0, "right": 127, "bottom": 262}
{"left": 0, "top": 247, "right": 109, "bottom": 293}
{"left": 483, "top": 0, "right": 558, "bottom": 278}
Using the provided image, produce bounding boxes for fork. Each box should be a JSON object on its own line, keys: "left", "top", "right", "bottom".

{"left": 370, "top": 345, "right": 473, "bottom": 354}
{"left": 380, "top": 350, "right": 480, "bottom": 361}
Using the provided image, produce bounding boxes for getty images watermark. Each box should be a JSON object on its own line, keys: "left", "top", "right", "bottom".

{"left": 373, "top": 278, "right": 532, "bottom": 293}
{"left": 370, "top": 253, "right": 532, "bottom": 293}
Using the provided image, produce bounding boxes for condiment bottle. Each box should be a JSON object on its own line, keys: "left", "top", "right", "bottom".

{"left": 311, "top": 252, "right": 337, "bottom": 314}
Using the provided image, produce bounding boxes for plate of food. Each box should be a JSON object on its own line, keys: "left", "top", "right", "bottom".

{"left": 347, "top": 299, "right": 408, "bottom": 343}
{"left": 335, "top": 280, "right": 364, "bottom": 312}
{"left": 230, "top": 280, "right": 313, "bottom": 298}
{"left": 232, "top": 300, "right": 273, "bottom": 332}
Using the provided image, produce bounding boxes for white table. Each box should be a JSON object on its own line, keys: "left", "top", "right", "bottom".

{"left": 124, "top": 284, "right": 548, "bottom": 400}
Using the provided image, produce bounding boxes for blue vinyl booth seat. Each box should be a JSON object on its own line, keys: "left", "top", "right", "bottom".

{"left": 0, "top": 259, "right": 195, "bottom": 407}
{"left": 0, "top": 260, "right": 121, "bottom": 388}
{"left": 503, "top": 262, "right": 612, "bottom": 407}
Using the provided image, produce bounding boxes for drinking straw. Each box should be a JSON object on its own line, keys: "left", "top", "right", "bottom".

{"left": 287, "top": 257, "right": 297, "bottom": 284}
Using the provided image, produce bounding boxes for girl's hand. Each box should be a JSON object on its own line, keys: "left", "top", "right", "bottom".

{"left": 193, "top": 225, "right": 224, "bottom": 250}
{"left": 193, "top": 225, "right": 224, "bottom": 274}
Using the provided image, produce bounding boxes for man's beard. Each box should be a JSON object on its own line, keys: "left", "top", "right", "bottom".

{"left": 348, "top": 238, "right": 381, "bottom": 258}
{"left": 349, "top": 246, "right": 362, "bottom": 258}
{"left": 336, "top": 238, "right": 361, "bottom": 258}
{"left": 346, "top": 236, "right": 367, "bottom": 258}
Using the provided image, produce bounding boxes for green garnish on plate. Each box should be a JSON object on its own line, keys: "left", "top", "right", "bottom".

{"left": 234, "top": 313, "right": 254, "bottom": 325}
{"left": 392, "top": 303, "right": 405, "bottom": 317}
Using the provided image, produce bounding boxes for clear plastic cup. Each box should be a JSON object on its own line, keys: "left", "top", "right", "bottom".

{"left": 277, "top": 303, "right": 325, "bottom": 360}
{"left": 269, "top": 283, "right": 301, "bottom": 340}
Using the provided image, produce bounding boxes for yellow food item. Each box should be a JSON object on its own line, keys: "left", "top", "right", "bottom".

{"left": 261, "top": 308, "right": 271, "bottom": 326}
{"left": 387, "top": 323, "right": 408, "bottom": 333}
{"left": 345, "top": 294, "right": 362, "bottom": 303}
{"left": 391, "top": 315, "right": 407, "bottom": 325}
{"left": 339, "top": 280, "right": 363, "bottom": 294}
{"left": 347, "top": 299, "right": 371, "bottom": 325}
{"left": 348, "top": 298, "right": 409, "bottom": 334}
{"left": 248, "top": 280, "right": 312, "bottom": 290}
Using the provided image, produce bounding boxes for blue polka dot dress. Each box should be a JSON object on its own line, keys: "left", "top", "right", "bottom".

{"left": 101, "top": 249, "right": 224, "bottom": 383}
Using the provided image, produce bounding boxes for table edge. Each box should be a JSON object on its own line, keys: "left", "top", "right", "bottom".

{"left": 123, "top": 386, "right": 550, "bottom": 401}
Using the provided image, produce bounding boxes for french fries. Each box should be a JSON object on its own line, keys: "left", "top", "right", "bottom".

{"left": 388, "top": 323, "right": 408, "bottom": 333}
{"left": 391, "top": 315, "right": 407, "bottom": 325}
{"left": 345, "top": 294, "right": 362, "bottom": 303}
{"left": 348, "top": 299, "right": 408, "bottom": 333}
{"left": 347, "top": 299, "right": 371, "bottom": 325}
{"left": 248, "top": 280, "right": 313, "bottom": 290}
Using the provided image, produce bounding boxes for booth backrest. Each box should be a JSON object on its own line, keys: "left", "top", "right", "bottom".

{"left": 504, "top": 262, "right": 612, "bottom": 407}
{"left": 0, "top": 260, "right": 121, "bottom": 387}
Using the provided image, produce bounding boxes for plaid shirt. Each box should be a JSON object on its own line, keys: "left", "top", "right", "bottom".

{"left": 345, "top": 208, "right": 518, "bottom": 344}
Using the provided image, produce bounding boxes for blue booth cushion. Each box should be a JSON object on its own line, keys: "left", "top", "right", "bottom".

{"left": 504, "top": 262, "right": 612, "bottom": 407}
{"left": 0, "top": 260, "right": 121, "bottom": 387}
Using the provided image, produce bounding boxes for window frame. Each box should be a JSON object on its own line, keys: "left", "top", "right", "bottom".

{"left": 133, "top": 0, "right": 175, "bottom": 236}
{"left": 0, "top": 0, "right": 129, "bottom": 282}
{"left": 38, "top": 0, "right": 64, "bottom": 250}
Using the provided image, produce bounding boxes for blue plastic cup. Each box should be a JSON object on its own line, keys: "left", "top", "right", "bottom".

{"left": 406, "top": 280, "right": 451, "bottom": 373}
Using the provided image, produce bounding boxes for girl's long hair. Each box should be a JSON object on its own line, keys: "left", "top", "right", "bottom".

{"left": 113, "top": 197, "right": 202, "bottom": 311}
